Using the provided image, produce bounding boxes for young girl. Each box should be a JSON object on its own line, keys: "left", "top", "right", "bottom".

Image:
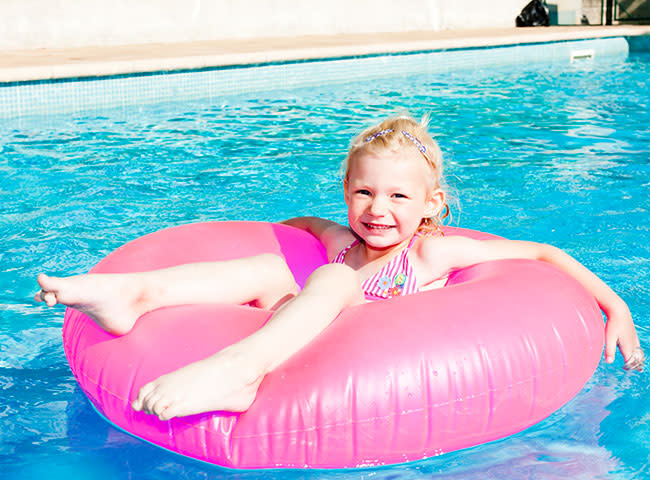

{"left": 36, "top": 115, "right": 644, "bottom": 421}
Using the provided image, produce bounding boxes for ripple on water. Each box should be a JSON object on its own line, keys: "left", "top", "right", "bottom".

{"left": 1, "top": 52, "right": 649, "bottom": 479}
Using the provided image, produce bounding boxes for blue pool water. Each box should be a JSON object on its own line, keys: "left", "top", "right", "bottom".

{"left": 2, "top": 48, "right": 649, "bottom": 479}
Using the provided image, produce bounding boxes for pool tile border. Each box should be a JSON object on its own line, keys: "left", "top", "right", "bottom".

{"left": 0, "top": 37, "right": 631, "bottom": 120}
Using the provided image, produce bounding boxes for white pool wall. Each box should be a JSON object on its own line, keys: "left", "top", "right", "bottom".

{"left": 0, "top": 0, "right": 530, "bottom": 50}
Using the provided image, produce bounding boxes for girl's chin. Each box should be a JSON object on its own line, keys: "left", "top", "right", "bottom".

{"left": 358, "top": 232, "right": 401, "bottom": 249}
{"left": 351, "top": 223, "right": 410, "bottom": 247}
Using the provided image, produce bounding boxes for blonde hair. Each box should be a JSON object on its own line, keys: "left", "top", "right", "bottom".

{"left": 343, "top": 115, "right": 449, "bottom": 233}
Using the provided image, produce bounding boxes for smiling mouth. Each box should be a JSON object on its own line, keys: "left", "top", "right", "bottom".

{"left": 363, "top": 222, "right": 394, "bottom": 230}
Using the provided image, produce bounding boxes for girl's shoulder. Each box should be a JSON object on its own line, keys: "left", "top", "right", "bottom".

{"left": 411, "top": 233, "right": 450, "bottom": 263}
{"left": 413, "top": 232, "right": 457, "bottom": 254}
{"left": 411, "top": 234, "right": 483, "bottom": 281}
{"left": 321, "top": 224, "right": 357, "bottom": 261}
{"left": 415, "top": 232, "right": 483, "bottom": 255}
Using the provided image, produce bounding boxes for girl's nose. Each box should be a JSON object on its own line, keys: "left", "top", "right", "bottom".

{"left": 369, "top": 196, "right": 388, "bottom": 215}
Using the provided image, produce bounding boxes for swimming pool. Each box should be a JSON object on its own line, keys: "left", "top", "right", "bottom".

{"left": 2, "top": 40, "right": 649, "bottom": 478}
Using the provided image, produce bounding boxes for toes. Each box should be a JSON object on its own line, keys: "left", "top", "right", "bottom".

{"left": 142, "top": 393, "right": 161, "bottom": 415}
{"left": 43, "top": 292, "right": 58, "bottom": 307}
{"left": 135, "top": 381, "right": 174, "bottom": 419}
{"left": 151, "top": 397, "right": 172, "bottom": 419}
{"left": 158, "top": 405, "right": 178, "bottom": 421}
{"left": 35, "top": 274, "right": 60, "bottom": 307}
{"left": 37, "top": 273, "right": 54, "bottom": 291}
{"left": 132, "top": 379, "right": 180, "bottom": 421}
{"left": 143, "top": 384, "right": 164, "bottom": 412}
{"left": 132, "top": 382, "right": 156, "bottom": 411}
{"left": 35, "top": 290, "right": 58, "bottom": 307}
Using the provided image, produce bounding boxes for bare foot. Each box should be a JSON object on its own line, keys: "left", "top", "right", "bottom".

{"left": 35, "top": 273, "right": 147, "bottom": 335}
{"left": 131, "top": 346, "right": 265, "bottom": 420}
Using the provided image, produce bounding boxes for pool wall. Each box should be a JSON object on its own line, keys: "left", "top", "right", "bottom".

{"left": 1, "top": 0, "right": 530, "bottom": 50}
{"left": 0, "top": 37, "right": 631, "bottom": 121}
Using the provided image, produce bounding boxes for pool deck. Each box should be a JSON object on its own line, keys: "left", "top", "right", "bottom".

{"left": 1, "top": 25, "right": 649, "bottom": 83}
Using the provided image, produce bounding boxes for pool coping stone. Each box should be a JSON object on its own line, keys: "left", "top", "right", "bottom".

{"left": 2, "top": 26, "right": 650, "bottom": 83}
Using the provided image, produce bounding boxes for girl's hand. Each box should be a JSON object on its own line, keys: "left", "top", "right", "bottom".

{"left": 604, "top": 304, "right": 644, "bottom": 372}
{"left": 422, "top": 237, "right": 645, "bottom": 372}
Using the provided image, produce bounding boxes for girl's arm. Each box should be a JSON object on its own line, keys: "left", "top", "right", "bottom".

{"left": 422, "top": 237, "right": 642, "bottom": 368}
{"left": 280, "top": 217, "right": 341, "bottom": 239}
{"left": 280, "top": 217, "right": 354, "bottom": 260}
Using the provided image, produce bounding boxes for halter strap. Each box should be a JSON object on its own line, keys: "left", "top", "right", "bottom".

{"left": 334, "top": 233, "right": 419, "bottom": 264}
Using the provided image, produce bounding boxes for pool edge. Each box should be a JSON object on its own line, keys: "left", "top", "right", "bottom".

{"left": 1, "top": 26, "right": 649, "bottom": 84}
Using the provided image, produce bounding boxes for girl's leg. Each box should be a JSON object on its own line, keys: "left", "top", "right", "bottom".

{"left": 132, "top": 263, "right": 363, "bottom": 420}
{"left": 35, "top": 254, "right": 298, "bottom": 335}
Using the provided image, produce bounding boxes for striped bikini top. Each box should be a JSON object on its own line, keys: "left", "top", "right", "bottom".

{"left": 332, "top": 234, "right": 420, "bottom": 301}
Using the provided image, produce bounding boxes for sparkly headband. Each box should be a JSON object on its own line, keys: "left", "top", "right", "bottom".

{"left": 364, "top": 128, "right": 427, "bottom": 154}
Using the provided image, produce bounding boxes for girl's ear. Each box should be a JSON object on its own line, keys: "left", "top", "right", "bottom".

{"left": 343, "top": 178, "right": 350, "bottom": 205}
{"left": 425, "top": 189, "right": 446, "bottom": 218}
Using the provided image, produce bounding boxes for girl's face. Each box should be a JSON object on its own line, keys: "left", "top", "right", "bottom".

{"left": 344, "top": 148, "right": 444, "bottom": 252}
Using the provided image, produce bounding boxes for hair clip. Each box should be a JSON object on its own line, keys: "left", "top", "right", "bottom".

{"left": 364, "top": 129, "right": 394, "bottom": 142}
{"left": 401, "top": 131, "right": 427, "bottom": 154}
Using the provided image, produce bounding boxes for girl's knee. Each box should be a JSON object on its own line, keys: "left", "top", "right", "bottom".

{"left": 305, "top": 264, "right": 363, "bottom": 304}
{"left": 312, "top": 263, "right": 357, "bottom": 282}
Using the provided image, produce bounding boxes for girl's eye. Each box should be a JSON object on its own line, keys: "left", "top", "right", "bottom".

{"left": 393, "top": 193, "right": 408, "bottom": 199}
{"left": 356, "top": 189, "right": 371, "bottom": 196}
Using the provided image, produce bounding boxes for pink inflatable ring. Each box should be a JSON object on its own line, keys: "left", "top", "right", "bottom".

{"left": 63, "top": 221, "right": 604, "bottom": 469}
